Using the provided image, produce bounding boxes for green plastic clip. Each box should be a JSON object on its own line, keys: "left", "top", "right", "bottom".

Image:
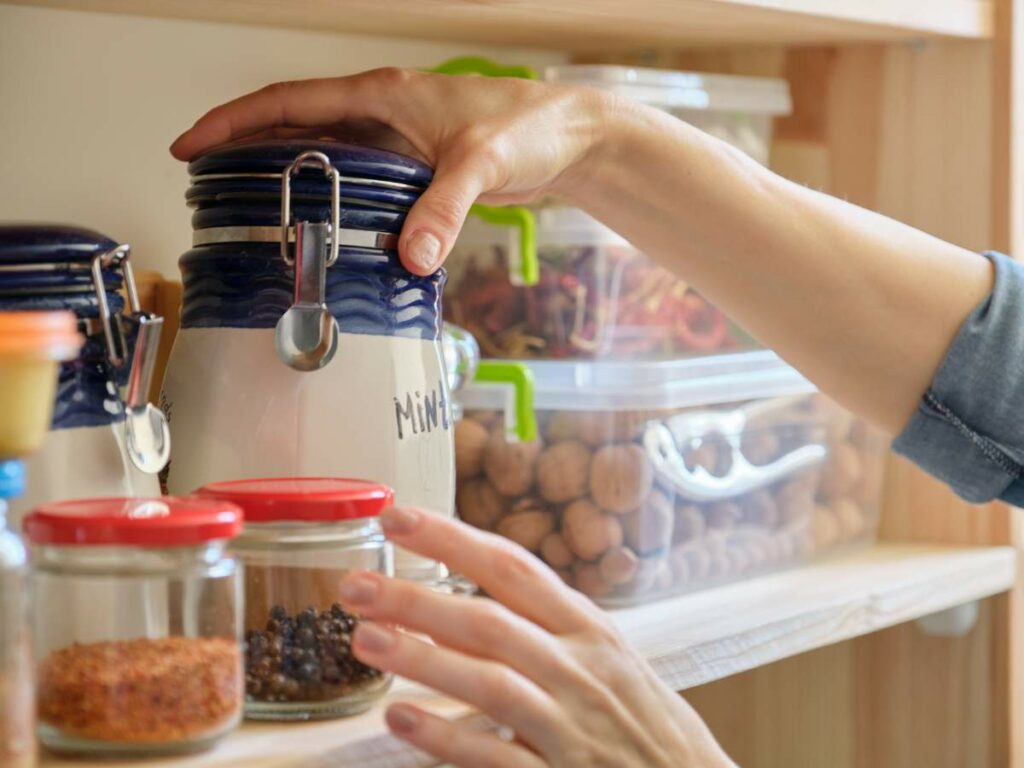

{"left": 428, "top": 56, "right": 538, "bottom": 81}
{"left": 474, "top": 361, "right": 537, "bottom": 443}
{"left": 469, "top": 204, "right": 538, "bottom": 286}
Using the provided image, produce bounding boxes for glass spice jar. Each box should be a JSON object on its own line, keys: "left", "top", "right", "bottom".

{"left": 24, "top": 496, "right": 244, "bottom": 758}
{"left": 195, "top": 477, "right": 394, "bottom": 721}
{"left": 0, "top": 461, "right": 35, "bottom": 768}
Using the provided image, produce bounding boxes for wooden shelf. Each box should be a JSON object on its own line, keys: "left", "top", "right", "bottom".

{"left": 7, "top": 0, "right": 994, "bottom": 49}
{"left": 40, "top": 543, "right": 1016, "bottom": 768}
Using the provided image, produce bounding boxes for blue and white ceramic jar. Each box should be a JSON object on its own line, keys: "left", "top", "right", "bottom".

{"left": 0, "top": 226, "right": 166, "bottom": 521}
{"left": 161, "top": 141, "right": 454, "bottom": 582}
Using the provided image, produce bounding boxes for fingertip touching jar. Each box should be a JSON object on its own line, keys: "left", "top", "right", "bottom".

{"left": 161, "top": 141, "right": 453, "bottom": 585}
{"left": 0, "top": 225, "right": 169, "bottom": 521}
{"left": 195, "top": 477, "right": 394, "bottom": 721}
{"left": 23, "top": 496, "right": 244, "bottom": 758}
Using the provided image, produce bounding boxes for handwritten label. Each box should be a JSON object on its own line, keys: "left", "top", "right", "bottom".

{"left": 393, "top": 379, "right": 450, "bottom": 440}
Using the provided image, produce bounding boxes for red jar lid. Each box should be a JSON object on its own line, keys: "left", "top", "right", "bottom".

{"left": 24, "top": 496, "right": 243, "bottom": 547}
{"left": 194, "top": 478, "right": 394, "bottom": 523}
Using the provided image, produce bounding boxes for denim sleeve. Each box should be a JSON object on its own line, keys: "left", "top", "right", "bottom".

{"left": 893, "top": 251, "right": 1024, "bottom": 506}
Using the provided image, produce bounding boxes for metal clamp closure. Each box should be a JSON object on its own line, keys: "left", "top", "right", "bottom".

{"left": 281, "top": 151, "right": 340, "bottom": 267}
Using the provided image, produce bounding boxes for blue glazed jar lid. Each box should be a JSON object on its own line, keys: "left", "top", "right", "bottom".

{"left": 187, "top": 140, "right": 433, "bottom": 189}
{"left": 0, "top": 461, "right": 25, "bottom": 500}
{"left": 0, "top": 224, "right": 118, "bottom": 266}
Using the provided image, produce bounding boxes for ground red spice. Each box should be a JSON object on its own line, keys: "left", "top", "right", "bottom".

{"left": 38, "top": 636, "right": 241, "bottom": 744}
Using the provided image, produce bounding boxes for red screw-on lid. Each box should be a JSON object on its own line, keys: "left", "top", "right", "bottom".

{"left": 24, "top": 496, "right": 243, "bottom": 547}
{"left": 194, "top": 478, "right": 394, "bottom": 523}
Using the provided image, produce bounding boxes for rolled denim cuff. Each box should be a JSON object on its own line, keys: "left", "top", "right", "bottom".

{"left": 893, "top": 252, "right": 1024, "bottom": 504}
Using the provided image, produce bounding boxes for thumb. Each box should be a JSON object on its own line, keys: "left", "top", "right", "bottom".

{"left": 400, "top": 159, "right": 485, "bottom": 276}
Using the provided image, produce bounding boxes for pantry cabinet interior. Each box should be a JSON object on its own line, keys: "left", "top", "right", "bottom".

{"left": 5, "top": 0, "right": 1023, "bottom": 766}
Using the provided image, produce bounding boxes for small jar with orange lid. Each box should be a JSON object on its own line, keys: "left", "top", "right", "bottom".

{"left": 0, "top": 311, "right": 81, "bottom": 458}
{"left": 24, "top": 495, "right": 244, "bottom": 757}
{"left": 195, "top": 477, "right": 394, "bottom": 721}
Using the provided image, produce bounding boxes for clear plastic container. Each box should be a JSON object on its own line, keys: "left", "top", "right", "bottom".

{"left": 24, "top": 496, "right": 244, "bottom": 757}
{"left": 195, "top": 478, "right": 394, "bottom": 721}
{"left": 0, "top": 462, "right": 34, "bottom": 768}
{"left": 544, "top": 64, "right": 792, "bottom": 166}
{"left": 447, "top": 207, "right": 751, "bottom": 361}
{"left": 455, "top": 353, "right": 886, "bottom": 606}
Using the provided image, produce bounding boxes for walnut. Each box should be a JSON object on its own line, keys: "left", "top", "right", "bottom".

{"left": 454, "top": 419, "right": 490, "bottom": 480}
{"left": 536, "top": 441, "right": 592, "bottom": 503}
{"left": 562, "top": 499, "right": 623, "bottom": 561}
{"left": 483, "top": 433, "right": 541, "bottom": 497}
{"left": 599, "top": 546, "right": 639, "bottom": 586}
{"left": 707, "top": 501, "right": 741, "bottom": 530}
{"left": 685, "top": 435, "right": 733, "bottom": 477}
{"left": 573, "top": 562, "right": 612, "bottom": 599}
{"left": 822, "top": 443, "right": 863, "bottom": 499}
{"left": 741, "top": 430, "right": 781, "bottom": 466}
{"left": 673, "top": 505, "right": 706, "bottom": 544}
{"left": 811, "top": 505, "right": 841, "bottom": 549}
{"left": 622, "top": 490, "right": 673, "bottom": 555}
{"left": 589, "top": 444, "right": 653, "bottom": 514}
{"left": 669, "top": 548, "right": 690, "bottom": 588}
{"left": 466, "top": 410, "right": 502, "bottom": 430}
{"left": 496, "top": 509, "right": 555, "bottom": 553}
{"left": 832, "top": 497, "right": 865, "bottom": 539}
{"left": 775, "top": 477, "right": 816, "bottom": 526}
{"left": 456, "top": 478, "right": 505, "bottom": 530}
{"left": 742, "top": 489, "right": 779, "bottom": 528}
{"left": 681, "top": 545, "right": 712, "bottom": 582}
{"left": 540, "top": 532, "right": 574, "bottom": 570}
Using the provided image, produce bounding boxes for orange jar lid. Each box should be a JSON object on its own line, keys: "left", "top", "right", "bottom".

{"left": 0, "top": 311, "right": 83, "bottom": 361}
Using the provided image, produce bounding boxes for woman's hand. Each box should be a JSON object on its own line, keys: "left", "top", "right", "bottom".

{"left": 337, "top": 507, "right": 734, "bottom": 768}
{"left": 171, "top": 68, "right": 613, "bottom": 275}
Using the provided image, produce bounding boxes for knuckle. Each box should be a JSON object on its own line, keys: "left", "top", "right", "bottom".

{"left": 478, "top": 665, "right": 522, "bottom": 712}
{"left": 465, "top": 599, "right": 515, "bottom": 648}
{"left": 489, "top": 540, "right": 541, "bottom": 586}
{"left": 369, "top": 66, "right": 412, "bottom": 88}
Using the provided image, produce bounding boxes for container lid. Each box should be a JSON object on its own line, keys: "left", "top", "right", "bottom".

{"left": 0, "top": 461, "right": 25, "bottom": 500}
{"left": 24, "top": 497, "right": 243, "bottom": 547}
{"left": 458, "top": 207, "right": 630, "bottom": 250}
{"left": 0, "top": 311, "right": 83, "bottom": 360}
{"left": 195, "top": 478, "right": 394, "bottom": 523}
{"left": 457, "top": 350, "right": 814, "bottom": 412}
{"left": 0, "top": 224, "right": 119, "bottom": 266}
{"left": 544, "top": 65, "right": 792, "bottom": 116}
{"left": 187, "top": 140, "right": 433, "bottom": 189}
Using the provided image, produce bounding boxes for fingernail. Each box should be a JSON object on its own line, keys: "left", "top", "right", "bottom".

{"left": 338, "top": 573, "right": 379, "bottom": 605}
{"left": 380, "top": 507, "right": 420, "bottom": 536}
{"left": 406, "top": 231, "right": 441, "bottom": 273}
{"left": 356, "top": 622, "right": 396, "bottom": 654}
{"left": 386, "top": 705, "right": 419, "bottom": 734}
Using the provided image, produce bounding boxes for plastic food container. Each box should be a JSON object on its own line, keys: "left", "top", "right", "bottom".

{"left": 544, "top": 64, "right": 792, "bottom": 166}
{"left": 447, "top": 207, "right": 751, "bottom": 360}
{"left": 24, "top": 496, "right": 244, "bottom": 757}
{"left": 0, "top": 311, "right": 81, "bottom": 458}
{"left": 0, "top": 462, "right": 34, "bottom": 768}
{"left": 0, "top": 225, "right": 167, "bottom": 521}
{"left": 162, "top": 141, "right": 452, "bottom": 585}
{"left": 455, "top": 353, "right": 885, "bottom": 606}
{"left": 196, "top": 477, "right": 393, "bottom": 721}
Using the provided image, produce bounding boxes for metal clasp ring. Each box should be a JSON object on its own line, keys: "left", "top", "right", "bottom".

{"left": 280, "top": 150, "right": 341, "bottom": 267}
{"left": 90, "top": 243, "right": 142, "bottom": 368}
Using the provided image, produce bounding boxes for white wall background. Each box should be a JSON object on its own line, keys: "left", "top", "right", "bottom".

{"left": 0, "top": 5, "right": 564, "bottom": 275}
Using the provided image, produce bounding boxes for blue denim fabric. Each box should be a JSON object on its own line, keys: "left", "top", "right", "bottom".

{"left": 894, "top": 251, "right": 1024, "bottom": 504}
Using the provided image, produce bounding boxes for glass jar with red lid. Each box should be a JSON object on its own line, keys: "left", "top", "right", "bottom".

{"left": 23, "top": 496, "right": 244, "bottom": 758}
{"left": 195, "top": 477, "right": 394, "bottom": 721}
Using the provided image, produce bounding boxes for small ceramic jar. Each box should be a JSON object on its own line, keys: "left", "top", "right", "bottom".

{"left": 196, "top": 477, "right": 393, "bottom": 720}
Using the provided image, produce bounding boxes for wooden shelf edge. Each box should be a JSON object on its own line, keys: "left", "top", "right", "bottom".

{"left": 41, "top": 543, "right": 1016, "bottom": 768}
{"left": 4, "top": 0, "right": 994, "bottom": 50}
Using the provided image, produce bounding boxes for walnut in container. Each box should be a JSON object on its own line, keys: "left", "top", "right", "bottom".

{"left": 454, "top": 355, "right": 887, "bottom": 607}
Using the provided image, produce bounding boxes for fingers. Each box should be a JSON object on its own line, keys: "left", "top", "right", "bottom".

{"left": 353, "top": 622, "right": 563, "bottom": 753}
{"left": 378, "top": 508, "right": 598, "bottom": 634}
{"left": 399, "top": 156, "right": 485, "bottom": 274}
{"left": 338, "top": 571, "right": 575, "bottom": 688}
{"left": 169, "top": 69, "right": 411, "bottom": 160}
{"left": 386, "top": 704, "right": 546, "bottom": 768}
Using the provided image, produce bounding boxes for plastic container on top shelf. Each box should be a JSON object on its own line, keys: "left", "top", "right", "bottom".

{"left": 24, "top": 496, "right": 244, "bottom": 757}
{"left": 447, "top": 207, "right": 753, "bottom": 361}
{"left": 0, "top": 225, "right": 168, "bottom": 522}
{"left": 454, "top": 352, "right": 886, "bottom": 607}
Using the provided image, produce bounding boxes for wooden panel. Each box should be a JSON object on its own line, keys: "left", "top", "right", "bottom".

{"left": 135, "top": 271, "right": 182, "bottom": 404}
{"left": 687, "top": 597, "right": 1003, "bottom": 768}
{"left": 2, "top": 0, "right": 994, "bottom": 50}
